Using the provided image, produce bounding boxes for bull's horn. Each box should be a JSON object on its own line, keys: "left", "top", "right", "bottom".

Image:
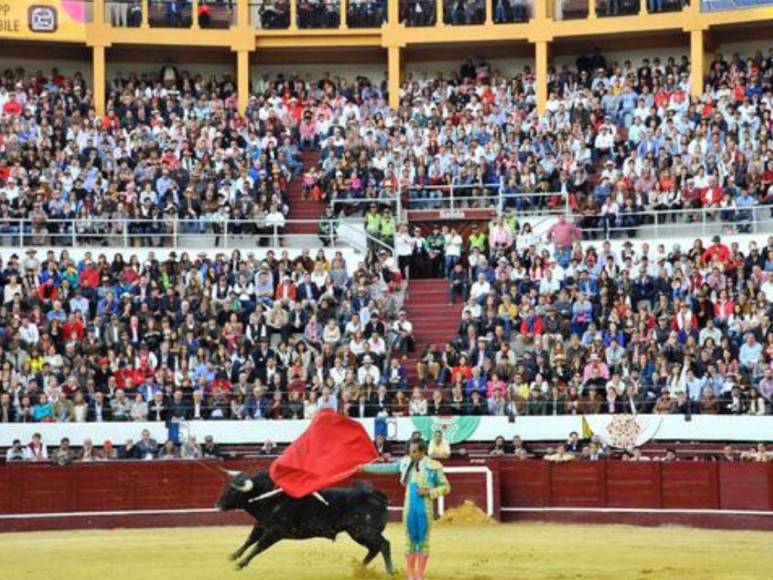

{"left": 312, "top": 492, "right": 329, "bottom": 506}
{"left": 248, "top": 488, "right": 282, "bottom": 502}
{"left": 221, "top": 469, "right": 242, "bottom": 478}
{"left": 234, "top": 479, "right": 254, "bottom": 493}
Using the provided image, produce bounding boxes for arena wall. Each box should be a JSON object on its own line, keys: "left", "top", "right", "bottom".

{"left": 2, "top": 459, "right": 772, "bottom": 533}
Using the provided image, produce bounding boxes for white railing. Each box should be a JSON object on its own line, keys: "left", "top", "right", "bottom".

{"left": 402, "top": 183, "right": 570, "bottom": 215}
{"left": 0, "top": 216, "right": 399, "bottom": 257}
{"left": 0, "top": 218, "right": 339, "bottom": 249}
{"left": 565, "top": 205, "right": 773, "bottom": 239}
{"left": 2, "top": 204, "right": 769, "bottom": 253}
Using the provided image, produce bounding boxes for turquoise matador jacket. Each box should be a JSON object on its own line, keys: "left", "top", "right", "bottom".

{"left": 363, "top": 455, "right": 451, "bottom": 554}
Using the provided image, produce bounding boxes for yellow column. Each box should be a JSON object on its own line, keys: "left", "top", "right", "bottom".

{"left": 341, "top": 0, "right": 348, "bottom": 28}
{"left": 290, "top": 0, "right": 298, "bottom": 30}
{"left": 141, "top": 0, "right": 150, "bottom": 28}
{"left": 690, "top": 29, "right": 705, "bottom": 100}
{"left": 94, "top": 0, "right": 106, "bottom": 25}
{"left": 238, "top": 0, "right": 250, "bottom": 26}
{"left": 93, "top": 45, "right": 106, "bottom": 117}
{"left": 237, "top": 50, "right": 250, "bottom": 113}
{"left": 388, "top": 0, "right": 399, "bottom": 23}
{"left": 535, "top": 40, "right": 549, "bottom": 115}
{"left": 191, "top": 0, "right": 200, "bottom": 28}
{"left": 436, "top": 0, "right": 445, "bottom": 24}
{"left": 534, "top": 0, "right": 551, "bottom": 25}
{"left": 388, "top": 45, "right": 401, "bottom": 110}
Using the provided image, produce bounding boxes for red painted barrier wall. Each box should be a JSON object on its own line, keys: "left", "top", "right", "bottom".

{"left": 1, "top": 459, "right": 771, "bottom": 532}
{"left": 497, "top": 459, "right": 773, "bottom": 512}
{"left": 0, "top": 458, "right": 499, "bottom": 532}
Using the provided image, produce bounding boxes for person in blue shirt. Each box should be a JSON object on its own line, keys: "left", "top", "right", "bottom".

{"left": 735, "top": 189, "right": 757, "bottom": 232}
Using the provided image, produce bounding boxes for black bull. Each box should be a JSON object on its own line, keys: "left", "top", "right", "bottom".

{"left": 216, "top": 469, "right": 394, "bottom": 573}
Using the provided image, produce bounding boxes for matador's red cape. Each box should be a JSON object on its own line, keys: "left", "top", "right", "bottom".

{"left": 269, "top": 409, "right": 379, "bottom": 498}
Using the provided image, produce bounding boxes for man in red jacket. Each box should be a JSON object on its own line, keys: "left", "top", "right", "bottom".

{"left": 79, "top": 260, "right": 99, "bottom": 288}
{"left": 2, "top": 94, "right": 22, "bottom": 116}
{"left": 702, "top": 235, "right": 730, "bottom": 264}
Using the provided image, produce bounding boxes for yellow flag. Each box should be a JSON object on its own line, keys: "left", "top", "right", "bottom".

{"left": 582, "top": 416, "right": 593, "bottom": 440}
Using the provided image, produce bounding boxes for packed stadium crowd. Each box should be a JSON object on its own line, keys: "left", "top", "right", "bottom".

{"left": 2, "top": 47, "right": 772, "bottom": 243}
{"left": 0, "top": 46, "right": 771, "bottom": 437}
{"left": 428, "top": 231, "right": 773, "bottom": 416}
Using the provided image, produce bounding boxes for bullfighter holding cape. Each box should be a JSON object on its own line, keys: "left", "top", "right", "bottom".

{"left": 361, "top": 438, "right": 451, "bottom": 580}
{"left": 268, "top": 410, "right": 450, "bottom": 580}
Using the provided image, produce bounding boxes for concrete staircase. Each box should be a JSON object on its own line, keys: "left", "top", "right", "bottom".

{"left": 402, "top": 278, "right": 463, "bottom": 387}
{"left": 284, "top": 150, "right": 323, "bottom": 237}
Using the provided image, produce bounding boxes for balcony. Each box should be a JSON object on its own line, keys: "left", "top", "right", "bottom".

{"left": 104, "top": 0, "right": 237, "bottom": 28}
{"left": 553, "top": 0, "right": 686, "bottom": 19}
{"left": 93, "top": 0, "right": 773, "bottom": 35}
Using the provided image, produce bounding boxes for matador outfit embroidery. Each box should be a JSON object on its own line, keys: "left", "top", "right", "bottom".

{"left": 363, "top": 455, "right": 451, "bottom": 554}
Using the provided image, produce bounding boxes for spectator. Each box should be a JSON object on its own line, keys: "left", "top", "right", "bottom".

{"left": 428, "top": 430, "right": 451, "bottom": 459}
{"left": 202, "top": 435, "right": 221, "bottom": 459}
{"left": 159, "top": 439, "right": 179, "bottom": 460}
{"left": 51, "top": 437, "right": 75, "bottom": 465}
{"left": 180, "top": 436, "right": 203, "bottom": 459}
{"left": 136, "top": 429, "right": 159, "bottom": 460}
{"left": 5, "top": 439, "right": 25, "bottom": 462}
{"left": 544, "top": 444, "right": 575, "bottom": 462}
{"left": 25, "top": 433, "right": 48, "bottom": 462}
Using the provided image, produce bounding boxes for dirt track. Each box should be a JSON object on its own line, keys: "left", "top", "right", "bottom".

{"left": 3, "top": 522, "right": 772, "bottom": 579}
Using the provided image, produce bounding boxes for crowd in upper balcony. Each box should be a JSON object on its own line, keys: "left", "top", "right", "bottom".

{"left": 319, "top": 47, "right": 772, "bottom": 235}
{"left": 0, "top": 65, "right": 331, "bottom": 244}
{"left": 1, "top": 47, "right": 771, "bottom": 241}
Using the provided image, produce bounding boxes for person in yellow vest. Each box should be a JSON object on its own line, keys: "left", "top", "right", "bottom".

{"left": 365, "top": 205, "right": 382, "bottom": 243}
{"left": 361, "top": 439, "right": 450, "bottom": 580}
{"left": 379, "top": 208, "right": 396, "bottom": 246}
{"left": 467, "top": 223, "right": 487, "bottom": 252}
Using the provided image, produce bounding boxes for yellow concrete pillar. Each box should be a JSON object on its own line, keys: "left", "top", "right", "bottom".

{"left": 191, "top": 0, "right": 200, "bottom": 28}
{"left": 93, "top": 0, "right": 105, "bottom": 25}
{"left": 535, "top": 40, "right": 549, "bottom": 115}
{"left": 388, "top": 45, "right": 401, "bottom": 110}
{"left": 141, "top": 0, "right": 150, "bottom": 28}
{"left": 290, "top": 0, "right": 298, "bottom": 30}
{"left": 388, "top": 0, "right": 399, "bottom": 23}
{"left": 436, "top": 0, "right": 445, "bottom": 24}
{"left": 341, "top": 0, "right": 348, "bottom": 28}
{"left": 237, "top": 50, "right": 251, "bottom": 113}
{"left": 238, "top": 0, "right": 249, "bottom": 26}
{"left": 690, "top": 29, "right": 705, "bottom": 100}
{"left": 534, "top": 0, "right": 551, "bottom": 24}
{"left": 93, "top": 45, "right": 106, "bottom": 117}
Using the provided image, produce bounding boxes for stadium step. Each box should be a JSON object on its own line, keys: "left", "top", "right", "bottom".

{"left": 401, "top": 278, "right": 463, "bottom": 388}
{"left": 285, "top": 151, "right": 323, "bottom": 237}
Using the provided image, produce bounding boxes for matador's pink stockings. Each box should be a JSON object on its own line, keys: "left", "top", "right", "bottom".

{"left": 405, "top": 554, "right": 417, "bottom": 580}
{"left": 416, "top": 554, "right": 429, "bottom": 579}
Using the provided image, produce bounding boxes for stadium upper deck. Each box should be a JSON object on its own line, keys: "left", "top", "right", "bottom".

{"left": 0, "top": 0, "right": 771, "bottom": 114}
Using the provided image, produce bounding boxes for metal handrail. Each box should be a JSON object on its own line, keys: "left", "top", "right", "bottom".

{"left": 0, "top": 218, "right": 343, "bottom": 250}
{"left": 401, "top": 183, "right": 569, "bottom": 214}
{"left": 559, "top": 205, "right": 772, "bottom": 239}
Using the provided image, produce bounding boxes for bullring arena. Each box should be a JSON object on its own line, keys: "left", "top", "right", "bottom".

{"left": 1, "top": 0, "right": 773, "bottom": 578}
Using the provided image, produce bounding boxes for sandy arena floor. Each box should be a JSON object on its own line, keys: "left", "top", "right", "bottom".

{"left": 3, "top": 522, "right": 772, "bottom": 580}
